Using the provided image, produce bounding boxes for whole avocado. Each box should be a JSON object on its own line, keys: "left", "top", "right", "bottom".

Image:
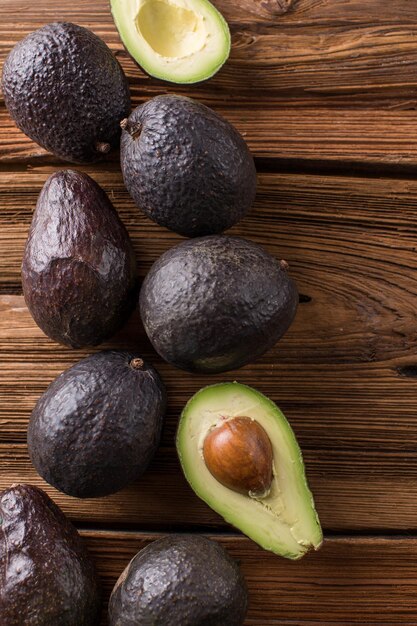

{"left": 139, "top": 235, "right": 298, "bottom": 373}
{"left": 22, "top": 170, "right": 138, "bottom": 348}
{"left": 108, "top": 534, "right": 248, "bottom": 626}
{"left": 120, "top": 95, "right": 257, "bottom": 237}
{"left": 2, "top": 22, "right": 130, "bottom": 163}
{"left": 0, "top": 484, "right": 101, "bottom": 625}
{"left": 28, "top": 351, "right": 166, "bottom": 498}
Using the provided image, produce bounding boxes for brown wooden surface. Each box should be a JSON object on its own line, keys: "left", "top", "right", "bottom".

{"left": 84, "top": 533, "right": 417, "bottom": 625}
{"left": 1, "top": 0, "right": 417, "bottom": 623}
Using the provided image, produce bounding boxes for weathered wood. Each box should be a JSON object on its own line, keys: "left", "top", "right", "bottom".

{"left": 2, "top": 1, "right": 417, "bottom": 166}
{"left": 82, "top": 532, "right": 417, "bottom": 625}
{"left": 2, "top": 168, "right": 417, "bottom": 448}
{"left": 3, "top": 291, "right": 417, "bottom": 452}
{"left": 4, "top": 165, "right": 417, "bottom": 283}
{"left": 2, "top": 107, "right": 417, "bottom": 168}
{"left": 2, "top": 170, "right": 417, "bottom": 533}
{"left": 2, "top": 0, "right": 417, "bottom": 25}
{"left": 2, "top": 443, "right": 417, "bottom": 531}
{"left": 2, "top": 0, "right": 417, "bottom": 622}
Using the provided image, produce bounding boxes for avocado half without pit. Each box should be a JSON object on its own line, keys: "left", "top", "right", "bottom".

{"left": 111, "top": 0, "right": 231, "bottom": 83}
{"left": 177, "top": 383, "right": 323, "bottom": 559}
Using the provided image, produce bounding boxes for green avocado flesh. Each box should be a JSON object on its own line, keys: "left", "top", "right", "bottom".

{"left": 177, "top": 383, "right": 323, "bottom": 559}
{"left": 111, "top": 0, "right": 231, "bottom": 83}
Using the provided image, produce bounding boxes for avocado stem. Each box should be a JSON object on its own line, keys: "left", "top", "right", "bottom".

{"left": 280, "top": 259, "right": 289, "bottom": 271}
{"left": 130, "top": 357, "right": 144, "bottom": 370}
{"left": 120, "top": 119, "right": 143, "bottom": 140}
{"left": 95, "top": 141, "right": 111, "bottom": 154}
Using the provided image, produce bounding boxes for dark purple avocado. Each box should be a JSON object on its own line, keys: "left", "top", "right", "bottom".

{"left": 139, "top": 235, "right": 298, "bottom": 373}
{"left": 21, "top": 170, "right": 138, "bottom": 348}
{"left": 0, "top": 484, "right": 101, "bottom": 625}
{"left": 1, "top": 22, "right": 130, "bottom": 163}
{"left": 109, "top": 534, "right": 248, "bottom": 625}
{"left": 120, "top": 95, "right": 257, "bottom": 237}
{"left": 28, "top": 351, "right": 166, "bottom": 498}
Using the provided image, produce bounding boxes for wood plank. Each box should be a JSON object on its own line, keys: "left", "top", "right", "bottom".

{"left": 3, "top": 291, "right": 417, "bottom": 452}
{"left": 2, "top": 169, "right": 417, "bottom": 454}
{"left": 2, "top": 443, "right": 417, "bottom": 531}
{"left": 2, "top": 0, "right": 417, "bottom": 26}
{"left": 2, "top": 108, "right": 417, "bottom": 167}
{"left": 2, "top": 2, "right": 417, "bottom": 165}
{"left": 2, "top": 22, "right": 417, "bottom": 104}
{"left": 81, "top": 532, "right": 417, "bottom": 624}
{"left": 2, "top": 168, "right": 417, "bottom": 530}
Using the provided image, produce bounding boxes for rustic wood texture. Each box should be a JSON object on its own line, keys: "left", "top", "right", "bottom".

{"left": 83, "top": 533, "right": 417, "bottom": 625}
{"left": 2, "top": 443, "right": 417, "bottom": 531}
{"left": 1, "top": 0, "right": 417, "bottom": 623}
{"left": 3, "top": 1, "right": 417, "bottom": 166}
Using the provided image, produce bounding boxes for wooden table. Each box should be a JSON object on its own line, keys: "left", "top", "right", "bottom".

{"left": 2, "top": 0, "right": 417, "bottom": 623}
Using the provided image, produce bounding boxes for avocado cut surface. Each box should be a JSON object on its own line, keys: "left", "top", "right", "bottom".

{"left": 177, "top": 383, "right": 323, "bottom": 559}
{"left": 0, "top": 484, "right": 101, "bottom": 625}
{"left": 22, "top": 170, "right": 138, "bottom": 348}
{"left": 120, "top": 95, "right": 256, "bottom": 237}
{"left": 111, "top": 0, "right": 230, "bottom": 83}
{"left": 139, "top": 235, "right": 298, "bottom": 373}
{"left": 1, "top": 22, "right": 130, "bottom": 163}
{"left": 109, "top": 534, "right": 248, "bottom": 625}
{"left": 28, "top": 351, "right": 166, "bottom": 498}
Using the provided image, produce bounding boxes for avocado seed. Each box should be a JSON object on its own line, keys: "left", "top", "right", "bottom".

{"left": 203, "top": 417, "right": 273, "bottom": 497}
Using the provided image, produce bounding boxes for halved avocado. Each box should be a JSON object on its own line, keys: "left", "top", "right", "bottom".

{"left": 110, "top": 0, "right": 231, "bottom": 84}
{"left": 176, "top": 382, "right": 323, "bottom": 559}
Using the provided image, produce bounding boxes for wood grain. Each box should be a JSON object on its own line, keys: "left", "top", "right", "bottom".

{"left": 82, "top": 532, "right": 417, "bottom": 625}
{"left": 2, "top": 108, "right": 417, "bottom": 168}
{"left": 2, "top": 169, "right": 417, "bottom": 445}
{"left": 1, "top": 153, "right": 417, "bottom": 534}
{"left": 1, "top": 0, "right": 417, "bottom": 622}
{"left": 2, "top": 0, "right": 417, "bottom": 25}
{"left": 2, "top": 443, "right": 417, "bottom": 531}
{"left": 2, "top": 1, "right": 417, "bottom": 166}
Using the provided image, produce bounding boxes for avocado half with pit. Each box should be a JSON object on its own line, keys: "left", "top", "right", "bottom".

{"left": 177, "top": 383, "right": 323, "bottom": 559}
{"left": 110, "top": 0, "right": 231, "bottom": 83}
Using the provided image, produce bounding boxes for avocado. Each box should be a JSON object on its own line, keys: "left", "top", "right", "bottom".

{"left": 0, "top": 484, "right": 101, "bottom": 625}
{"left": 28, "top": 351, "right": 166, "bottom": 498}
{"left": 139, "top": 235, "right": 298, "bottom": 373}
{"left": 111, "top": 0, "right": 230, "bottom": 84}
{"left": 177, "top": 383, "right": 323, "bottom": 559}
{"left": 109, "top": 534, "right": 248, "bottom": 625}
{"left": 22, "top": 170, "right": 138, "bottom": 348}
{"left": 120, "top": 95, "right": 256, "bottom": 237}
{"left": 2, "top": 22, "right": 130, "bottom": 163}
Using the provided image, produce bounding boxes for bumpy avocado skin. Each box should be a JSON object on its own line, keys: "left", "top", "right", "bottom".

{"left": 108, "top": 534, "right": 248, "bottom": 626}
{"left": 0, "top": 484, "right": 101, "bottom": 625}
{"left": 28, "top": 351, "right": 166, "bottom": 498}
{"left": 139, "top": 235, "right": 298, "bottom": 373}
{"left": 1, "top": 22, "right": 130, "bottom": 163}
{"left": 120, "top": 95, "right": 257, "bottom": 237}
{"left": 21, "top": 170, "right": 138, "bottom": 348}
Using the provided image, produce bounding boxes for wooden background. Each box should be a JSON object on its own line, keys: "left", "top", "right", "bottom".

{"left": 2, "top": 0, "right": 417, "bottom": 623}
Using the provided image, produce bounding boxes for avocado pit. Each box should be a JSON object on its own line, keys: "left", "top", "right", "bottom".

{"left": 203, "top": 416, "right": 273, "bottom": 498}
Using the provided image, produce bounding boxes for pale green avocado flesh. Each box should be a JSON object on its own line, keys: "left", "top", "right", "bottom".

{"left": 177, "top": 383, "right": 323, "bottom": 559}
{"left": 111, "top": 0, "right": 231, "bottom": 84}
